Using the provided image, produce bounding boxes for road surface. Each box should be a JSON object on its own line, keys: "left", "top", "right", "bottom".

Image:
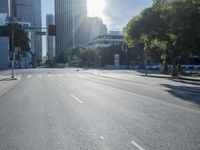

{"left": 0, "top": 68, "right": 200, "bottom": 150}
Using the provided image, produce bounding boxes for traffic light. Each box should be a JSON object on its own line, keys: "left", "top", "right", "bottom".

{"left": 48, "top": 25, "right": 56, "bottom": 36}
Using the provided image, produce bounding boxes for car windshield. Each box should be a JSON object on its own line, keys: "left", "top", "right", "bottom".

{"left": 0, "top": 0, "right": 200, "bottom": 150}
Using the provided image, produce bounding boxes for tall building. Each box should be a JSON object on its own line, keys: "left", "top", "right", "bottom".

{"left": 0, "top": 0, "right": 9, "bottom": 14}
{"left": 15, "top": 0, "right": 42, "bottom": 61}
{"left": 46, "top": 14, "right": 55, "bottom": 60}
{"left": 86, "top": 17, "right": 108, "bottom": 41}
{"left": 55, "top": 0, "right": 87, "bottom": 57}
{"left": 0, "top": 0, "right": 42, "bottom": 61}
{"left": 0, "top": 37, "right": 9, "bottom": 70}
{"left": 0, "top": 13, "right": 7, "bottom": 25}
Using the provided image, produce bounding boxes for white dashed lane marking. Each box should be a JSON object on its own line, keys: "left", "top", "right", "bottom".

{"left": 131, "top": 140, "right": 146, "bottom": 150}
{"left": 71, "top": 94, "right": 83, "bottom": 104}
{"left": 58, "top": 83, "right": 63, "bottom": 88}
{"left": 27, "top": 74, "right": 32, "bottom": 79}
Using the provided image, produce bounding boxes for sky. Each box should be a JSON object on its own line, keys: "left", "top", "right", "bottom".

{"left": 42, "top": 0, "right": 153, "bottom": 31}
{"left": 41, "top": 0, "right": 153, "bottom": 56}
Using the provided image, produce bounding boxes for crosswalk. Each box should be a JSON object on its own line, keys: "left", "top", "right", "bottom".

{"left": 25, "top": 74, "right": 75, "bottom": 79}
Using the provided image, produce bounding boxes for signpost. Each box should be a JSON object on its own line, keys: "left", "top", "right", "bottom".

{"left": 114, "top": 54, "right": 120, "bottom": 67}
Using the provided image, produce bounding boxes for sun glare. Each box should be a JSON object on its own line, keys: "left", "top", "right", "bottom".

{"left": 87, "top": 0, "right": 106, "bottom": 18}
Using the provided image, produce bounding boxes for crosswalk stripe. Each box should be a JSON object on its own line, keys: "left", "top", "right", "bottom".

{"left": 27, "top": 75, "right": 32, "bottom": 79}
{"left": 37, "top": 75, "right": 42, "bottom": 78}
{"left": 58, "top": 74, "right": 64, "bottom": 77}
{"left": 48, "top": 74, "right": 52, "bottom": 77}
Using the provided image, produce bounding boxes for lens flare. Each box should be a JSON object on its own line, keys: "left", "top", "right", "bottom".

{"left": 87, "top": 0, "right": 106, "bottom": 17}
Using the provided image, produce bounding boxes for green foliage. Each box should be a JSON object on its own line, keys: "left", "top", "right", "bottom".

{"left": 68, "top": 46, "right": 100, "bottom": 67}
{"left": 125, "top": 0, "right": 200, "bottom": 76}
{"left": 67, "top": 45, "right": 126, "bottom": 67}
{"left": 45, "top": 59, "right": 57, "bottom": 68}
{"left": 0, "top": 23, "right": 30, "bottom": 51}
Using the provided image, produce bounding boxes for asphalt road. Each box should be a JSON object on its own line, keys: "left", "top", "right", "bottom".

{"left": 0, "top": 68, "right": 200, "bottom": 150}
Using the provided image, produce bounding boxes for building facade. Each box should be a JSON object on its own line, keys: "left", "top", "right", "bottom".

{"left": 46, "top": 14, "right": 55, "bottom": 60}
{"left": 87, "top": 34, "right": 124, "bottom": 49}
{"left": 86, "top": 17, "right": 107, "bottom": 41}
{"left": 0, "top": 37, "right": 9, "bottom": 70}
{"left": 55, "top": 0, "right": 87, "bottom": 57}
{"left": 15, "top": 0, "right": 42, "bottom": 61}
{"left": 0, "top": 0, "right": 9, "bottom": 14}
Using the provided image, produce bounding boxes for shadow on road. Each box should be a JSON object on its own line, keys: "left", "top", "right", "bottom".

{"left": 161, "top": 84, "right": 200, "bottom": 106}
{"left": 141, "top": 74, "right": 170, "bottom": 79}
{"left": 0, "top": 78, "right": 17, "bottom": 82}
{"left": 172, "top": 79, "right": 200, "bottom": 86}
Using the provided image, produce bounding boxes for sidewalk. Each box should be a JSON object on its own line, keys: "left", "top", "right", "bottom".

{"left": 0, "top": 75, "right": 20, "bottom": 96}
{"left": 83, "top": 69, "right": 200, "bottom": 85}
{"left": 145, "top": 73, "right": 200, "bottom": 82}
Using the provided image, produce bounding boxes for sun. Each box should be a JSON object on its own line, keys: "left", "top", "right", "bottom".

{"left": 87, "top": 0, "right": 106, "bottom": 18}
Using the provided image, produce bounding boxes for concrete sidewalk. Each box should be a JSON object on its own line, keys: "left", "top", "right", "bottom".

{"left": 0, "top": 75, "right": 21, "bottom": 96}
{"left": 145, "top": 73, "right": 200, "bottom": 82}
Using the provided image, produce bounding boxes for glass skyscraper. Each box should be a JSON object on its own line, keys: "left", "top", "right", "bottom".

{"left": 46, "top": 14, "right": 55, "bottom": 60}
{"left": 0, "top": 0, "right": 9, "bottom": 14}
{"left": 15, "top": 0, "right": 42, "bottom": 61}
{"left": 55, "top": 0, "right": 87, "bottom": 57}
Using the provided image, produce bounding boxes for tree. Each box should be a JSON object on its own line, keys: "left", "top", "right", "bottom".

{"left": 0, "top": 23, "right": 30, "bottom": 52}
{"left": 126, "top": 0, "right": 200, "bottom": 76}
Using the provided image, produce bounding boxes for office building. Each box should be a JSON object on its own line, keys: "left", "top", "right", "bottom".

{"left": 15, "top": 0, "right": 42, "bottom": 61}
{"left": 0, "top": 13, "right": 7, "bottom": 25}
{"left": 0, "top": 37, "right": 9, "bottom": 69}
{"left": 46, "top": 14, "right": 55, "bottom": 60}
{"left": 0, "top": 0, "right": 9, "bottom": 14}
{"left": 0, "top": 0, "right": 42, "bottom": 61}
{"left": 86, "top": 17, "right": 107, "bottom": 41}
{"left": 55, "top": 0, "right": 87, "bottom": 57}
{"left": 87, "top": 34, "right": 123, "bottom": 49}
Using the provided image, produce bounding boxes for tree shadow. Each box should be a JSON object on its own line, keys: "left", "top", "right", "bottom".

{"left": 172, "top": 79, "right": 200, "bottom": 86}
{"left": 161, "top": 84, "right": 200, "bottom": 106}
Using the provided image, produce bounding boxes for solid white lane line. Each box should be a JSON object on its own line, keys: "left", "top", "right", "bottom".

{"left": 71, "top": 94, "right": 83, "bottom": 104}
{"left": 131, "top": 140, "right": 146, "bottom": 150}
{"left": 27, "top": 74, "right": 32, "bottom": 79}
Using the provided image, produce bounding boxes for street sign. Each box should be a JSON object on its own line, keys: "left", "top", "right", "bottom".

{"left": 114, "top": 54, "right": 120, "bottom": 66}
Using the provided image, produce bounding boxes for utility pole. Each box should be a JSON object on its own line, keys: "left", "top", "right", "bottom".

{"left": 11, "top": 0, "right": 16, "bottom": 79}
{"left": 72, "top": 4, "right": 75, "bottom": 49}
